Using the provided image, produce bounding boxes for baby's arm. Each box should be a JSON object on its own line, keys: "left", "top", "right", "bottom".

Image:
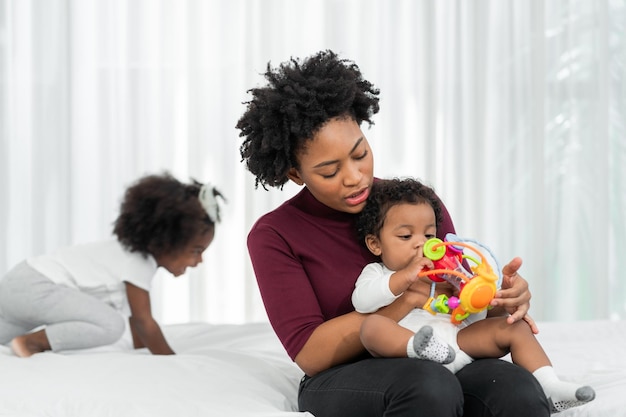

{"left": 352, "top": 263, "right": 398, "bottom": 313}
{"left": 352, "top": 256, "right": 435, "bottom": 313}
{"left": 388, "top": 255, "right": 435, "bottom": 296}
{"left": 125, "top": 282, "right": 175, "bottom": 355}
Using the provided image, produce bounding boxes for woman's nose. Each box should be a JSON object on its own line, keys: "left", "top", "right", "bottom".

{"left": 343, "top": 162, "right": 362, "bottom": 186}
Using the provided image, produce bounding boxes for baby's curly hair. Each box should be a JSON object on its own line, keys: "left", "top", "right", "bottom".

{"left": 355, "top": 178, "right": 443, "bottom": 243}
{"left": 236, "top": 49, "right": 380, "bottom": 189}
{"left": 113, "top": 172, "right": 223, "bottom": 258}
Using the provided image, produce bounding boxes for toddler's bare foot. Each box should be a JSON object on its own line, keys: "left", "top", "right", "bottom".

{"left": 10, "top": 333, "right": 49, "bottom": 357}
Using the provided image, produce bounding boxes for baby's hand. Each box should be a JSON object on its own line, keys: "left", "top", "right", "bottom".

{"left": 403, "top": 251, "right": 435, "bottom": 285}
{"left": 389, "top": 248, "right": 435, "bottom": 296}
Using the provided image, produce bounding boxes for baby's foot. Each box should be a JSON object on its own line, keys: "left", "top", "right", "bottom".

{"left": 412, "top": 325, "right": 455, "bottom": 364}
{"left": 533, "top": 365, "right": 596, "bottom": 413}
{"left": 547, "top": 384, "right": 595, "bottom": 413}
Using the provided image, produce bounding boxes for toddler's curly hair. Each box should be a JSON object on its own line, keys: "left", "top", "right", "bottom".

{"left": 355, "top": 178, "right": 443, "bottom": 243}
{"left": 236, "top": 49, "right": 380, "bottom": 189}
{"left": 113, "top": 172, "right": 220, "bottom": 258}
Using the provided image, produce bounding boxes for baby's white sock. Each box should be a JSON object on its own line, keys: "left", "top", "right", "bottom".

{"left": 532, "top": 365, "right": 595, "bottom": 413}
{"left": 407, "top": 325, "right": 455, "bottom": 364}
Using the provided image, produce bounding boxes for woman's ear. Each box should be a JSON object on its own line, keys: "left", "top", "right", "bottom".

{"left": 365, "top": 234, "right": 382, "bottom": 256}
{"left": 286, "top": 168, "right": 304, "bottom": 186}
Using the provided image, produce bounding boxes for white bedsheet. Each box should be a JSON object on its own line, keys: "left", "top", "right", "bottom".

{"left": 532, "top": 319, "right": 626, "bottom": 417}
{"left": 0, "top": 320, "right": 623, "bottom": 416}
{"left": 0, "top": 322, "right": 308, "bottom": 417}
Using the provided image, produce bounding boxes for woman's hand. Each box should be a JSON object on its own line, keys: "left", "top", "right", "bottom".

{"left": 490, "top": 257, "right": 539, "bottom": 334}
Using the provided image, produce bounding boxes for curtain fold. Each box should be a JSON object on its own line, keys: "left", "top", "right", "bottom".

{"left": 1, "top": 0, "right": 624, "bottom": 324}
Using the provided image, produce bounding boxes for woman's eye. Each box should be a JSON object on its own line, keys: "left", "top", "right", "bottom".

{"left": 321, "top": 171, "right": 338, "bottom": 179}
{"left": 355, "top": 150, "right": 368, "bottom": 160}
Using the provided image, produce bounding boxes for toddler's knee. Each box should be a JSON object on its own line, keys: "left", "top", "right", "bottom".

{"left": 102, "top": 314, "right": 126, "bottom": 344}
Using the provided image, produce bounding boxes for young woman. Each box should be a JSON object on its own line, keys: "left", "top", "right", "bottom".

{"left": 236, "top": 49, "right": 550, "bottom": 417}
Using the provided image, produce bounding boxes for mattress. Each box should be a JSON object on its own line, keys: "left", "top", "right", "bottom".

{"left": 0, "top": 320, "right": 623, "bottom": 416}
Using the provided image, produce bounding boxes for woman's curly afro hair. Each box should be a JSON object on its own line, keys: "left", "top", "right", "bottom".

{"left": 236, "top": 49, "right": 380, "bottom": 189}
{"left": 113, "top": 172, "right": 221, "bottom": 258}
{"left": 355, "top": 178, "right": 443, "bottom": 243}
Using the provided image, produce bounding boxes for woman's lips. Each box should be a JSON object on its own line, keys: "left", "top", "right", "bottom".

{"left": 345, "top": 187, "right": 370, "bottom": 206}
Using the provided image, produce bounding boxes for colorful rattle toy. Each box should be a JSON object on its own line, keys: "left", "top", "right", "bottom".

{"left": 419, "top": 233, "right": 501, "bottom": 325}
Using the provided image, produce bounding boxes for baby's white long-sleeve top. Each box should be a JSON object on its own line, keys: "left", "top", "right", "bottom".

{"left": 352, "top": 262, "right": 401, "bottom": 313}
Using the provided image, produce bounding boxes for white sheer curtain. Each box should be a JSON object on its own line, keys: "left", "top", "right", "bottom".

{"left": 1, "top": 0, "right": 624, "bottom": 324}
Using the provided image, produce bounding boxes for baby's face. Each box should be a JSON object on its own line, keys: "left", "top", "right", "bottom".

{"left": 377, "top": 202, "right": 436, "bottom": 271}
{"left": 156, "top": 228, "right": 215, "bottom": 277}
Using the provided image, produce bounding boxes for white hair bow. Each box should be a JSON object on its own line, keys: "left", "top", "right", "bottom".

{"left": 199, "top": 183, "right": 220, "bottom": 223}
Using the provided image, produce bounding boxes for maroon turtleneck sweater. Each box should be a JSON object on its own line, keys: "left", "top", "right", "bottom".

{"left": 247, "top": 186, "right": 458, "bottom": 360}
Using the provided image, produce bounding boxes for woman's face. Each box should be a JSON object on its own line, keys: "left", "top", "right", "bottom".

{"left": 287, "top": 117, "right": 374, "bottom": 214}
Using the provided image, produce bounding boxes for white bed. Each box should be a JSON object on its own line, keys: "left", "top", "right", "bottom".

{"left": 0, "top": 320, "right": 623, "bottom": 416}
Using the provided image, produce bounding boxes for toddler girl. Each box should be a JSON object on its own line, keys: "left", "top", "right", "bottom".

{"left": 0, "top": 172, "right": 224, "bottom": 357}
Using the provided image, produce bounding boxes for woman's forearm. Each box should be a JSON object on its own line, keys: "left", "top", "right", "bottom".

{"left": 295, "top": 288, "right": 426, "bottom": 376}
{"left": 295, "top": 311, "right": 366, "bottom": 376}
